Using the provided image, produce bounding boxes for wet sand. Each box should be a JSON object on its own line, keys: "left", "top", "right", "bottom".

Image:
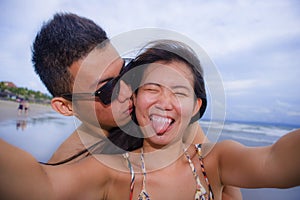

{"left": 0, "top": 100, "right": 53, "bottom": 122}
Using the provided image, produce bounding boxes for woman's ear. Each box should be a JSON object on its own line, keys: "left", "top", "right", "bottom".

{"left": 192, "top": 98, "right": 202, "bottom": 117}
{"left": 51, "top": 97, "right": 74, "bottom": 116}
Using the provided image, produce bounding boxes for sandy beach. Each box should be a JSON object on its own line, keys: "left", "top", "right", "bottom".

{"left": 0, "top": 100, "right": 53, "bottom": 122}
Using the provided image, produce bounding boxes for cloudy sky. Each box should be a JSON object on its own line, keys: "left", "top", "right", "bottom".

{"left": 0, "top": 0, "right": 299, "bottom": 125}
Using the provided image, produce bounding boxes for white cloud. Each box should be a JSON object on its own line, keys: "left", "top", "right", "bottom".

{"left": 287, "top": 111, "right": 300, "bottom": 117}
{"left": 224, "top": 79, "right": 257, "bottom": 91}
{"left": 223, "top": 79, "right": 272, "bottom": 96}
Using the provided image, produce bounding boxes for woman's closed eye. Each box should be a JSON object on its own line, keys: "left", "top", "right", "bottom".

{"left": 172, "top": 86, "right": 191, "bottom": 98}
{"left": 141, "top": 83, "right": 161, "bottom": 93}
{"left": 173, "top": 91, "right": 189, "bottom": 97}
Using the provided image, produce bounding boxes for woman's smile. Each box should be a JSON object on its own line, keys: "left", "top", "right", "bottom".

{"left": 150, "top": 114, "right": 175, "bottom": 135}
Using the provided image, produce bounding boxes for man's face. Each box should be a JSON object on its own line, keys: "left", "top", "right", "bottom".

{"left": 69, "top": 43, "right": 133, "bottom": 131}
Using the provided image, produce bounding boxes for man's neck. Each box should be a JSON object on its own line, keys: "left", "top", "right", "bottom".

{"left": 77, "top": 124, "right": 108, "bottom": 147}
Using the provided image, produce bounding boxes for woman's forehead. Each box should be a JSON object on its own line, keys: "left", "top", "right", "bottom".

{"left": 142, "top": 61, "right": 194, "bottom": 87}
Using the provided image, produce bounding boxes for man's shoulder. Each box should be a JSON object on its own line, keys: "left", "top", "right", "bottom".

{"left": 48, "top": 130, "right": 85, "bottom": 164}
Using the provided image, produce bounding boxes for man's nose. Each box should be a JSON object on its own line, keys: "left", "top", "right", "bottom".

{"left": 117, "top": 80, "right": 132, "bottom": 102}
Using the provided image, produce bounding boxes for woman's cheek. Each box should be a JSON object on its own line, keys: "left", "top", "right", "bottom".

{"left": 178, "top": 99, "right": 196, "bottom": 119}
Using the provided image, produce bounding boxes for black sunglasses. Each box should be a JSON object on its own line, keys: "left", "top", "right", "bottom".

{"left": 61, "top": 58, "right": 133, "bottom": 105}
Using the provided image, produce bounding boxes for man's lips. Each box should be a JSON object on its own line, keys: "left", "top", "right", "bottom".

{"left": 127, "top": 105, "right": 133, "bottom": 114}
{"left": 122, "top": 102, "right": 133, "bottom": 115}
{"left": 150, "top": 115, "right": 174, "bottom": 135}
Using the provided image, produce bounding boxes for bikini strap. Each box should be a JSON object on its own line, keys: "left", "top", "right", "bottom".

{"left": 123, "top": 153, "right": 135, "bottom": 200}
{"left": 184, "top": 148, "right": 208, "bottom": 200}
{"left": 195, "top": 144, "right": 214, "bottom": 200}
{"left": 138, "top": 149, "right": 151, "bottom": 200}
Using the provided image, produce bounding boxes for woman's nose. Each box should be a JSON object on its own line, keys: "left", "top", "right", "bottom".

{"left": 117, "top": 80, "right": 132, "bottom": 102}
{"left": 155, "top": 89, "right": 175, "bottom": 110}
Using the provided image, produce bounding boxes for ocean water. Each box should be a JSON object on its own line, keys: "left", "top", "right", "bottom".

{"left": 0, "top": 111, "right": 77, "bottom": 162}
{"left": 200, "top": 119, "right": 298, "bottom": 147}
{"left": 0, "top": 113, "right": 299, "bottom": 199}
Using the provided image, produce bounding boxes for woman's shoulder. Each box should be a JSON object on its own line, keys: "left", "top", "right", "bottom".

{"left": 92, "top": 153, "right": 130, "bottom": 174}
{"left": 200, "top": 140, "right": 245, "bottom": 158}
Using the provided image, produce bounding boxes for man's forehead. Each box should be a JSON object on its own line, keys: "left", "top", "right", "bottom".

{"left": 81, "top": 43, "right": 120, "bottom": 71}
{"left": 73, "top": 43, "right": 121, "bottom": 90}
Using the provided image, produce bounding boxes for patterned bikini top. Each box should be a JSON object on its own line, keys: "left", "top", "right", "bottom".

{"left": 123, "top": 144, "right": 214, "bottom": 200}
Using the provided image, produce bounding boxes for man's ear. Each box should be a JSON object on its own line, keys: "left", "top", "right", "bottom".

{"left": 192, "top": 98, "right": 202, "bottom": 117}
{"left": 51, "top": 97, "right": 74, "bottom": 116}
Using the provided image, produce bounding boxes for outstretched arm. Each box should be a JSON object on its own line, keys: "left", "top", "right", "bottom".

{"left": 266, "top": 128, "right": 300, "bottom": 186}
{"left": 0, "top": 139, "right": 109, "bottom": 200}
{"left": 0, "top": 139, "right": 54, "bottom": 199}
{"left": 218, "top": 129, "right": 300, "bottom": 188}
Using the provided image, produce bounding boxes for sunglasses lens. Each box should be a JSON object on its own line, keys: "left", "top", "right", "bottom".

{"left": 96, "top": 79, "right": 120, "bottom": 105}
{"left": 95, "top": 58, "right": 133, "bottom": 105}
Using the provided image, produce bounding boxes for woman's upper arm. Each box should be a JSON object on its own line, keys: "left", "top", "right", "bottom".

{"left": 216, "top": 140, "right": 271, "bottom": 188}
{"left": 219, "top": 129, "right": 300, "bottom": 188}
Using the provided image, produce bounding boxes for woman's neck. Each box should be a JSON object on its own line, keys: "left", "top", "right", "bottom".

{"left": 129, "top": 139, "right": 187, "bottom": 172}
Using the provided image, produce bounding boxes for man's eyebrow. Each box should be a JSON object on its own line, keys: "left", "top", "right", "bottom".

{"left": 97, "top": 77, "right": 114, "bottom": 85}
{"left": 89, "top": 77, "right": 114, "bottom": 90}
{"left": 91, "top": 59, "right": 124, "bottom": 89}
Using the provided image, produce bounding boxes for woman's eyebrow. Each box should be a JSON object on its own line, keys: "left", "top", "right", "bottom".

{"left": 142, "top": 82, "right": 160, "bottom": 86}
{"left": 171, "top": 85, "right": 190, "bottom": 90}
{"left": 143, "top": 82, "right": 191, "bottom": 92}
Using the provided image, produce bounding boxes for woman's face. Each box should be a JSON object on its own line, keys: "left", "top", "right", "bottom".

{"left": 133, "top": 60, "right": 202, "bottom": 149}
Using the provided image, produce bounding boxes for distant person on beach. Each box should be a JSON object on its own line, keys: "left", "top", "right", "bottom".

{"left": 16, "top": 119, "right": 27, "bottom": 131}
{"left": 17, "top": 99, "right": 24, "bottom": 115}
{"left": 31, "top": 12, "right": 241, "bottom": 199}
{"left": 24, "top": 100, "right": 30, "bottom": 116}
{"left": 0, "top": 39, "right": 299, "bottom": 200}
